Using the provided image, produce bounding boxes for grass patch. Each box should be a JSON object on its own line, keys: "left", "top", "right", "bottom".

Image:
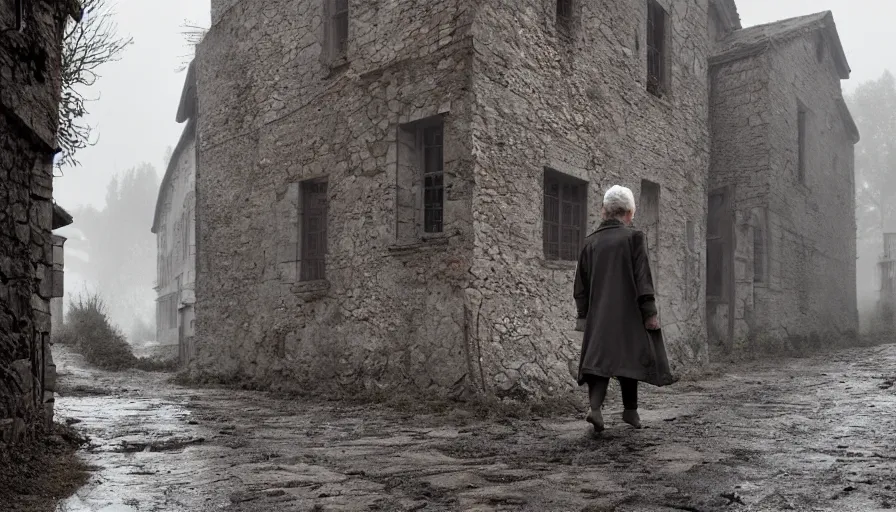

{"left": 0, "top": 423, "right": 90, "bottom": 512}
{"left": 53, "top": 293, "right": 176, "bottom": 372}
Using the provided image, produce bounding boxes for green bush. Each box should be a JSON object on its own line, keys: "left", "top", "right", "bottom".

{"left": 54, "top": 293, "right": 174, "bottom": 372}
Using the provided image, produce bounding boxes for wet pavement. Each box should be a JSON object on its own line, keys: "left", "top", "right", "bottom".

{"left": 53, "top": 343, "right": 896, "bottom": 512}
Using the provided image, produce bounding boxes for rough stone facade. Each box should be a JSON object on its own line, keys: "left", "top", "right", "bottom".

{"left": 1, "top": 0, "right": 78, "bottom": 447}
{"left": 463, "top": 0, "right": 741, "bottom": 397}
{"left": 193, "top": 1, "right": 857, "bottom": 398}
{"left": 708, "top": 12, "right": 859, "bottom": 353}
{"left": 195, "top": 0, "right": 477, "bottom": 397}
{"left": 153, "top": 61, "right": 198, "bottom": 365}
{"left": 878, "top": 232, "right": 896, "bottom": 330}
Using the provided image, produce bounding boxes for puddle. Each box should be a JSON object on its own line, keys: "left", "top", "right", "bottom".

{"left": 53, "top": 347, "right": 225, "bottom": 511}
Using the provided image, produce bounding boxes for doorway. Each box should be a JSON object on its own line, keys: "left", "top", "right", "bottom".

{"left": 706, "top": 186, "right": 734, "bottom": 351}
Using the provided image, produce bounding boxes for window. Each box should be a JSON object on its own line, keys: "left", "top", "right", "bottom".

{"left": 797, "top": 104, "right": 807, "bottom": 183}
{"left": 421, "top": 125, "right": 444, "bottom": 234}
{"left": 646, "top": 0, "right": 667, "bottom": 97}
{"left": 325, "top": 0, "right": 349, "bottom": 62}
{"left": 158, "top": 294, "right": 178, "bottom": 330}
{"left": 638, "top": 179, "right": 660, "bottom": 266}
{"left": 706, "top": 189, "right": 728, "bottom": 299}
{"left": 396, "top": 116, "right": 446, "bottom": 242}
{"left": 556, "top": 0, "right": 573, "bottom": 32}
{"left": 543, "top": 169, "right": 587, "bottom": 261}
{"left": 182, "top": 212, "right": 189, "bottom": 261}
{"left": 300, "top": 179, "right": 328, "bottom": 281}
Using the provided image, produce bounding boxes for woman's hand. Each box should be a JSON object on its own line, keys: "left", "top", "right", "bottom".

{"left": 644, "top": 316, "right": 660, "bottom": 331}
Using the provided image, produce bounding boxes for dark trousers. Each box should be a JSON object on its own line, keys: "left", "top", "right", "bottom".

{"left": 586, "top": 376, "right": 638, "bottom": 411}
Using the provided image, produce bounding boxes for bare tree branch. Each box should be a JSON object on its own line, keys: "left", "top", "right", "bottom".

{"left": 176, "top": 21, "right": 208, "bottom": 72}
{"left": 58, "top": 0, "right": 133, "bottom": 169}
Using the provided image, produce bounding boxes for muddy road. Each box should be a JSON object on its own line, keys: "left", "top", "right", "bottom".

{"left": 52, "top": 344, "right": 896, "bottom": 512}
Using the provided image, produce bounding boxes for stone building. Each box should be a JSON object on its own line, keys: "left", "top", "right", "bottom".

{"left": 50, "top": 205, "right": 73, "bottom": 333}
{"left": 152, "top": 60, "right": 198, "bottom": 365}
{"left": 1, "top": 0, "right": 80, "bottom": 445}
{"left": 191, "top": 0, "right": 856, "bottom": 398}
{"left": 708, "top": 11, "right": 859, "bottom": 352}
{"left": 878, "top": 232, "right": 896, "bottom": 330}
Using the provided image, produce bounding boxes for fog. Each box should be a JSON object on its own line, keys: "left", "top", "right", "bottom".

{"left": 51, "top": 0, "right": 893, "bottom": 339}
{"left": 53, "top": 1, "right": 209, "bottom": 340}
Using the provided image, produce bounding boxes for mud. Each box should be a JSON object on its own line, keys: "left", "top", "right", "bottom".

{"left": 53, "top": 344, "right": 896, "bottom": 511}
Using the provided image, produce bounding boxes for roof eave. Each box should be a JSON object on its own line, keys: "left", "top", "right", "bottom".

{"left": 66, "top": 0, "right": 84, "bottom": 22}
{"left": 175, "top": 60, "right": 198, "bottom": 123}
{"left": 822, "top": 15, "right": 851, "bottom": 80}
{"left": 151, "top": 119, "right": 196, "bottom": 233}
{"left": 837, "top": 97, "right": 860, "bottom": 144}
{"left": 52, "top": 204, "right": 74, "bottom": 230}
{"left": 712, "top": 0, "right": 742, "bottom": 32}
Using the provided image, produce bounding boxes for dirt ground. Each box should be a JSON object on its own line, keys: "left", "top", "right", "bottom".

{"left": 51, "top": 343, "right": 896, "bottom": 512}
{"left": 0, "top": 423, "right": 88, "bottom": 512}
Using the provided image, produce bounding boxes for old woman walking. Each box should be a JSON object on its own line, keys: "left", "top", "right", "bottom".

{"left": 574, "top": 185, "right": 662, "bottom": 433}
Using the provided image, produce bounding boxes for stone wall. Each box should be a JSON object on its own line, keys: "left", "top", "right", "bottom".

{"left": 210, "top": 0, "right": 242, "bottom": 26}
{"left": 195, "top": 1, "right": 858, "bottom": 398}
{"left": 193, "top": 0, "right": 480, "bottom": 397}
{"left": 762, "top": 35, "right": 857, "bottom": 343}
{"left": 0, "top": 1, "right": 70, "bottom": 447}
{"left": 709, "top": 27, "right": 858, "bottom": 352}
{"left": 465, "top": 0, "right": 714, "bottom": 397}
{"left": 708, "top": 53, "right": 770, "bottom": 348}
{"left": 154, "top": 123, "right": 197, "bottom": 349}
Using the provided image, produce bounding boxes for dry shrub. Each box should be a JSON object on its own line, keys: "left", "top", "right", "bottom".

{"left": 54, "top": 292, "right": 174, "bottom": 372}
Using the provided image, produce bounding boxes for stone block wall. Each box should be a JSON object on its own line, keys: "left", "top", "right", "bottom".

{"left": 709, "top": 30, "right": 858, "bottom": 352}
{"left": 154, "top": 124, "right": 197, "bottom": 349}
{"left": 465, "top": 0, "right": 714, "bottom": 397}
{"left": 1, "top": 1, "right": 69, "bottom": 447}
{"left": 193, "top": 0, "right": 481, "bottom": 397}
{"left": 762, "top": 35, "right": 857, "bottom": 343}
{"left": 708, "top": 54, "right": 771, "bottom": 348}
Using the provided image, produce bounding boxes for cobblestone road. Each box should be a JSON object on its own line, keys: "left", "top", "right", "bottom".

{"left": 54, "top": 343, "right": 896, "bottom": 512}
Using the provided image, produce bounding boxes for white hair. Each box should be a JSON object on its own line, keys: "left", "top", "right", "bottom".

{"left": 602, "top": 185, "right": 636, "bottom": 219}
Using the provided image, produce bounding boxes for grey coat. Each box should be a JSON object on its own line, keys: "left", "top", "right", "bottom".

{"left": 573, "top": 219, "right": 658, "bottom": 385}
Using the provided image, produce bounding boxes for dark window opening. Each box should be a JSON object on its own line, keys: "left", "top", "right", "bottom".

{"left": 638, "top": 179, "right": 661, "bottom": 266}
{"left": 301, "top": 179, "right": 328, "bottom": 281}
{"left": 797, "top": 105, "right": 807, "bottom": 183}
{"left": 543, "top": 169, "right": 587, "bottom": 261}
{"left": 421, "top": 124, "right": 444, "bottom": 234}
{"left": 327, "top": 0, "right": 349, "bottom": 60}
{"left": 646, "top": 0, "right": 667, "bottom": 97}
{"left": 556, "top": 0, "right": 573, "bottom": 31}
{"left": 706, "top": 190, "right": 728, "bottom": 299}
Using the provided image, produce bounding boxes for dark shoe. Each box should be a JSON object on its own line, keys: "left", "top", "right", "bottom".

{"left": 586, "top": 409, "right": 604, "bottom": 433}
{"left": 622, "top": 409, "right": 642, "bottom": 429}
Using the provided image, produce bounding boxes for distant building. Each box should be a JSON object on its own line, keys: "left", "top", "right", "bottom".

{"left": 50, "top": 205, "right": 74, "bottom": 333}
{"left": 189, "top": 0, "right": 858, "bottom": 398}
{"left": 152, "top": 61, "right": 198, "bottom": 365}
{"left": 708, "top": 11, "right": 860, "bottom": 350}
{"left": 879, "top": 232, "right": 896, "bottom": 329}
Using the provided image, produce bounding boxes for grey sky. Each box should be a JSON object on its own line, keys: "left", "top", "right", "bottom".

{"left": 53, "top": 0, "right": 210, "bottom": 210}
{"left": 52, "top": 0, "right": 886, "bottom": 211}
